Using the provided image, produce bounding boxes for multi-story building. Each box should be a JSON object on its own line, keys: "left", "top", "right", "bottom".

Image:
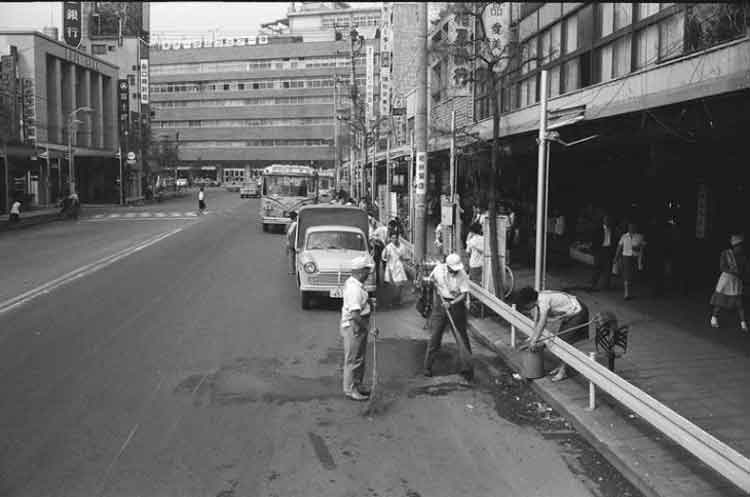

{"left": 79, "top": 1, "right": 151, "bottom": 202}
{"left": 461, "top": 2, "right": 750, "bottom": 288}
{"left": 149, "top": 2, "right": 380, "bottom": 186}
{"left": 0, "top": 31, "right": 119, "bottom": 209}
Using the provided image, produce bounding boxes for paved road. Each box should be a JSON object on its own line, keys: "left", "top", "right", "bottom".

{"left": 0, "top": 190, "right": 604, "bottom": 497}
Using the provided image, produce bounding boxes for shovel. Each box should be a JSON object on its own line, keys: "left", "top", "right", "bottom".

{"left": 443, "top": 300, "right": 473, "bottom": 376}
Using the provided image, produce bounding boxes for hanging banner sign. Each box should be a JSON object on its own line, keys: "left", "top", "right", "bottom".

{"left": 117, "top": 79, "right": 130, "bottom": 137}
{"left": 140, "top": 59, "right": 149, "bottom": 104}
{"left": 365, "top": 45, "right": 374, "bottom": 122}
{"left": 63, "top": 2, "right": 82, "bottom": 48}
{"left": 482, "top": 2, "right": 511, "bottom": 71}
{"left": 415, "top": 152, "right": 427, "bottom": 195}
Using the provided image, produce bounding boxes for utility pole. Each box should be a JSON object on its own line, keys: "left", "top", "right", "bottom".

{"left": 385, "top": 134, "right": 391, "bottom": 222}
{"left": 414, "top": 2, "right": 428, "bottom": 261}
{"left": 534, "top": 69, "right": 549, "bottom": 291}
{"left": 332, "top": 78, "right": 339, "bottom": 190}
{"left": 349, "top": 30, "right": 359, "bottom": 199}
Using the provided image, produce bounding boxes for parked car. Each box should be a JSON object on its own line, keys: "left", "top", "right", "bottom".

{"left": 295, "top": 205, "right": 375, "bottom": 309}
{"left": 240, "top": 182, "right": 259, "bottom": 198}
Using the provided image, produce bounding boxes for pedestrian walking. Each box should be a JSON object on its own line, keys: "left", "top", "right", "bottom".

{"left": 614, "top": 222, "right": 646, "bottom": 300}
{"left": 286, "top": 211, "right": 298, "bottom": 275}
{"left": 422, "top": 253, "right": 474, "bottom": 381}
{"left": 515, "top": 286, "right": 590, "bottom": 382}
{"left": 382, "top": 232, "right": 409, "bottom": 305}
{"left": 466, "top": 222, "right": 484, "bottom": 284}
{"left": 710, "top": 234, "right": 747, "bottom": 331}
{"left": 340, "top": 255, "right": 377, "bottom": 401}
{"left": 9, "top": 198, "right": 21, "bottom": 223}
{"left": 198, "top": 186, "right": 206, "bottom": 214}
{"left": 369, "top": 219, "right": 388, "bottom": 288}
{"left": 589, "top": 214, "right": 616, "bottom": 291}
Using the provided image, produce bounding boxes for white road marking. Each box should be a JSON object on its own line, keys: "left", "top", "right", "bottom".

{"left": 155, "top": 212, "right": 166, "bottom": 217}
{"left": 83, "top": 217, "right": 197, "bottom": 222}
{"left": 0, "top": 227, "right": 183, "bottom": 316}
{"left": 139, "top": 212, "right": 151, "bottom": 217}
{"left": 170, "top": 212, "right": 181, "bottom": 217}
{"left": 125, "top": 213, "right": 136, "bottom": 218}
{"left": 185, "top": 212, "right": 197, "bottom": 217}
{"left": 94, "top": 214, "right": 105, "bottom": 219}
{"left": 109, "top": 213, "right": 120, "bottom": 218}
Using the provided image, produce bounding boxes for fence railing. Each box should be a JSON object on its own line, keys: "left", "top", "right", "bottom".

{"left": 468, "top": 281, "right": 750, "bottom": 493}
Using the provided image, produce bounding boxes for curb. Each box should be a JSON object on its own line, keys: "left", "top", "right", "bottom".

{"left": 467, "top": 317, "right": 664, "bottom": 497}
{"left": 0, "top": 213, "right": 62, "bottom": 233}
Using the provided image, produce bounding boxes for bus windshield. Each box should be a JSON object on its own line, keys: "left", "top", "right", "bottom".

{"left": 263, "top": 175, "right": 311, "bottom": 197}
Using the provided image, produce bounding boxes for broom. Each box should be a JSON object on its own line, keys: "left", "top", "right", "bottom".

{"left": 363, "top": 298, "right": 385, "bottom": 416}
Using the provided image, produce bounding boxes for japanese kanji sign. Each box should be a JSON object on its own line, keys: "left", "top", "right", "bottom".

{"left": 140, "top": 59, "right": 149, "bottom": 105}
{"left": 482, "top": 2, "right": 511, "bottom": 71}
{"left": 63, "top": 2, "right": 82, "bottom": 48}
{"left": 118, "top": 79, "right": 130, "bottom": 137}
{"left": 415, "top": 152, "right": 427, "bottom": 195}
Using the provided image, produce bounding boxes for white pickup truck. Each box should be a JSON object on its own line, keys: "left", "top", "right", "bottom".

{"left": 295, "top": 205, "right": 375, "bottom": 309}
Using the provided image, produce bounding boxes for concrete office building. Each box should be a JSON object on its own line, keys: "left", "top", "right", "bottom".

{"left": 149, "top": 2, "right": 380, "bottom": 186}
{"left": 0, "top": 31, "right": 119, "bottom": 209}
{"left": 79, "top": 1, "right": 151, "bottom": 201}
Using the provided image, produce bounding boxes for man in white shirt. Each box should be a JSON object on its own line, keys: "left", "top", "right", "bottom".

{"left": 340, "top": 255, "right": 377, "bottom": 401}
{"left": 516, "top": 286, "right": 590, "bottom": 382}
{"left": 9, "top": 199, "right": 21, "bottom": 223}
{"left": 197, "top": 187, "right": 206, "bottom": 214}
{"left": 369, "top": 220, "right": 388, "bottom": 287}
{"left": 423, "top": 253, "right": 473, "bottom": 380}
{"left": 286, "top": 211, "right": 298, "bottom": 275}
{"left": 465, "top": 223, "right": 484, "bottom": 284}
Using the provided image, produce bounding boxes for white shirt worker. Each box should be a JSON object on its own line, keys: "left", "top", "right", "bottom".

{"left": 618, "top": 232, "right": 645, "bottom": 257}
{"left": 430, "top": 263, "right": 470, "bottom": 300}
{"left": 466, "top": 234, "right": 484, "bottom": 269}
{"left": 340, "top": 275, "right": 371, "bottom": 328}
{"left": 536, "top": 291, "right": 582, "bottom": 321}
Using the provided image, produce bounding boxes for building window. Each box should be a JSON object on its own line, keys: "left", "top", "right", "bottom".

{"left": 599, "top": 3, "right": 614, "bottom": 37}
{"left": 659, "top": 11, "right": 685, "bottom": 60}
{"left": 92, "top": 44, "right": 107, "bottom": 55}
{"left": 612, "top": 36, "right": 631, "bottom": 77}
{"left": 613, "top": 3, "right": 632, "bottom": 31}
{"left": 685, "top": 3, "right": 747, "bottom": 54}
{"left": 237, "top": 83, "right": 244, "bottom": 90}
{"left": 223, "top": 83, "right": 230, "bottom": 90}
{"left": 562, "top": 57, "right": 580, "bottom": 94}
{"left": 564, "top": 14, "right": 578, "bottom": 54}
{"left": 548, "top": 65, "right": 561, "bottom": 97}
{"left": 595, "top": 44, "right": 613, "bottom": 83}
{"left": 637, "top": 3, "right": 660, "bottom": 21}
{"left": 635, "top": 24, "right": 659, "bottom": 69}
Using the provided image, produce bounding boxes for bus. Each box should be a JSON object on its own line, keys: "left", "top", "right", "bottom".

{"left": 317, "top": 169, "right": 335, "bottom": 203}
{"left": 260, "top": 164, "right": 317, "bottom": 232}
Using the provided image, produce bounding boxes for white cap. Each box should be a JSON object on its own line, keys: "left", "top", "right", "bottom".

{"left": 351, "top": 255, "right": 374, "bottom": 270}
{"left": 731, "top": 234, "right": 744, "bottom": 246}
{"left": 445, "top": 253, "right": 464, "bottom": 272}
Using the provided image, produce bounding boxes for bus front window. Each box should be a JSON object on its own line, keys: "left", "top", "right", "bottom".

{"left": 263, "top": 176, "right": 310, "bottom": 196}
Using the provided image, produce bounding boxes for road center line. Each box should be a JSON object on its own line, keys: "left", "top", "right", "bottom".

{"left": 0, "top": 227, "right": 183, "bottom": 317}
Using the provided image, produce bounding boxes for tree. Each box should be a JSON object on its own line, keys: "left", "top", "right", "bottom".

{"left": 432, "top": 2, "right": 532, "bottom": 299}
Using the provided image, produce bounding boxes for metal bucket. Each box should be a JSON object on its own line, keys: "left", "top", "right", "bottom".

{"left": 521, "top": 348, "right": 545, "bottom": 379}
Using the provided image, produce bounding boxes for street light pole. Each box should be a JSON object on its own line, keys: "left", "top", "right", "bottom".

{"left": 67, "top": 106, "right": 94, "bottom": 194}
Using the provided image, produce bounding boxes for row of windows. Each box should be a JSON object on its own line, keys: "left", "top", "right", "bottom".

{"left": 152, "top": 77, "right": 366, "bottom": 94}
{"left": 476, "top": 3, "right": 745, "bottom": 120}
{"left": 180, "top": 139, "right": 331, "bottom": 148}
{"left": 151, "top": 95, "right": 335, "bottom": 109}
{"left": 151, "top": 55, "right": 366, "bottom": 76}
{"left": 320, "top": 13, "right": 380, "bottom": 29}
{"left": 153, "top": 117, "right": 333, "bottom": 128}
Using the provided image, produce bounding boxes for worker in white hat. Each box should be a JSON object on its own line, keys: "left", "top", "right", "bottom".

{"left": 340, "top": 254, "right": 378, "bottom": 401}
{"left": 422, "top": 252, "right": 473, "bottom": 380}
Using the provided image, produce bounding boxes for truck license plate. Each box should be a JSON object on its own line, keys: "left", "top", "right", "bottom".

{"left": 329, "top": 287, "right": 343, "bottom": 298}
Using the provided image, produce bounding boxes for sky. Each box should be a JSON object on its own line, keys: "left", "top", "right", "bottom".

{"left": 0, "top": 2, "right": 381, "bottom": 39}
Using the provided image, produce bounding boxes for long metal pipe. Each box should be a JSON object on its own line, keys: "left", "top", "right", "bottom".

{"left": 534, "top": 70, "right": 548, "bottom": 291}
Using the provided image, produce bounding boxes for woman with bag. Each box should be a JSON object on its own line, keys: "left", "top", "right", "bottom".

{"left": 382, "top": 232, "right": 409, "bottom": 306}
{"left": 710, "top": 234, "right": 747, "bottom": 331}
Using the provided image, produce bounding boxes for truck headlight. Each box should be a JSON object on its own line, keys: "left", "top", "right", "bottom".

{"left": 303, "top": 262, "right": 317, "bottom": 274}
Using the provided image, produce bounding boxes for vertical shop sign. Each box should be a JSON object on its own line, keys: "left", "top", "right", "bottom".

{"left": 140, "top": 59, "right": 149, "bottom": 104}
{"left": 415, "top": 152, "right": 427, "bottom": 195}
{"left": 62, "top": 2, "right": 82, "bottom": 48}
{"left": 117, "top": 79, "right": 130, "bottom": 137}
{"left": 695, "top": 184, "right": 708, "bottom": 239}
{"left": 482, "top": 2, "right": 511, "bottom": 72}
{"left": 365, "top": 45, "right": 374, "bottom": 122}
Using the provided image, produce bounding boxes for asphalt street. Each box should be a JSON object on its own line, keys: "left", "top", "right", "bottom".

{"left": 0, "top": 189, "right": 612, "bottom": 497}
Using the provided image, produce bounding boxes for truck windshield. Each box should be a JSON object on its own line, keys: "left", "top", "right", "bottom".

{"left": 306, "top": 231, "right": 365, "bottom": 251}
{"left": 263, "top": 175, "right": 310, "bottom": 196}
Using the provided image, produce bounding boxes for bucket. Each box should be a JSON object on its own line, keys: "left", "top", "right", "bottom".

{"left": 521, "top": 348, "right": 545, "bottom": 379}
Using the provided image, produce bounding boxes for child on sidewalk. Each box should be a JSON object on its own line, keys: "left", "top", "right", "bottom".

{"left": 710, "top": 234, "right": 747, "bottom": 331}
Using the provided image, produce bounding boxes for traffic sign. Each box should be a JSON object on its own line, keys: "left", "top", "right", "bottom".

{"left": 127, "top": 151, "right": 136, "bottom": 161}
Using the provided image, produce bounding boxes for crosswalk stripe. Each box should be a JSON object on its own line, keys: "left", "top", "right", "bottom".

{"left": 139, "top": 212, "right": 151, "bottom": 217}
{"left": 109, "top": 213, "right": 120, "bottom": 218}
{"left": 94, "top": 214, "right": 104, "bottom": 219}
{"left": 156, "top": 212, "right": 166, "bottom": 217}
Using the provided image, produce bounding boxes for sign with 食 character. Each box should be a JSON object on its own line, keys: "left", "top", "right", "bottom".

{"left": 63, "top": 2, "right": 82, "bottom": 48}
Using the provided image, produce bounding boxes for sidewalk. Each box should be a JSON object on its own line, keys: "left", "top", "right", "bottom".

{"left": 467, "top": 262, "right": 750, "bottom": 497}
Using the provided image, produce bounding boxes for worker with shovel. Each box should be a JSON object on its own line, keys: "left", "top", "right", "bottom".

{"left": 422, "top": 253, "right": 474, "bottom": 381}
{"left": 515, "top": 287, "right": 591, "bottom": 382}
{"left": 340, "top": 255, "right": 379, "bottom": 401}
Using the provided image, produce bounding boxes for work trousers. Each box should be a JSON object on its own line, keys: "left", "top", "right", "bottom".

{"left": 591, "top": 246, "right": 615, "bottom": 289}
{"left": 423, "top": 297, "right": 472, "bottom": 373}
{"left": 287, "top": 246, "right": 296, "bottom": 273}
{"left": 341, "top": 317, "right": 369, "bottom": 394}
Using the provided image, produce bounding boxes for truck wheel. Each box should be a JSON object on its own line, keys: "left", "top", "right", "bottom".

{"left": 301, "top": 291, "right": 311, "bottom": 310}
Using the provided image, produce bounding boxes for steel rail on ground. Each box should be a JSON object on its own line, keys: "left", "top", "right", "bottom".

{"left": 468, "top": 280, "right": 750, "bottom": 493}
